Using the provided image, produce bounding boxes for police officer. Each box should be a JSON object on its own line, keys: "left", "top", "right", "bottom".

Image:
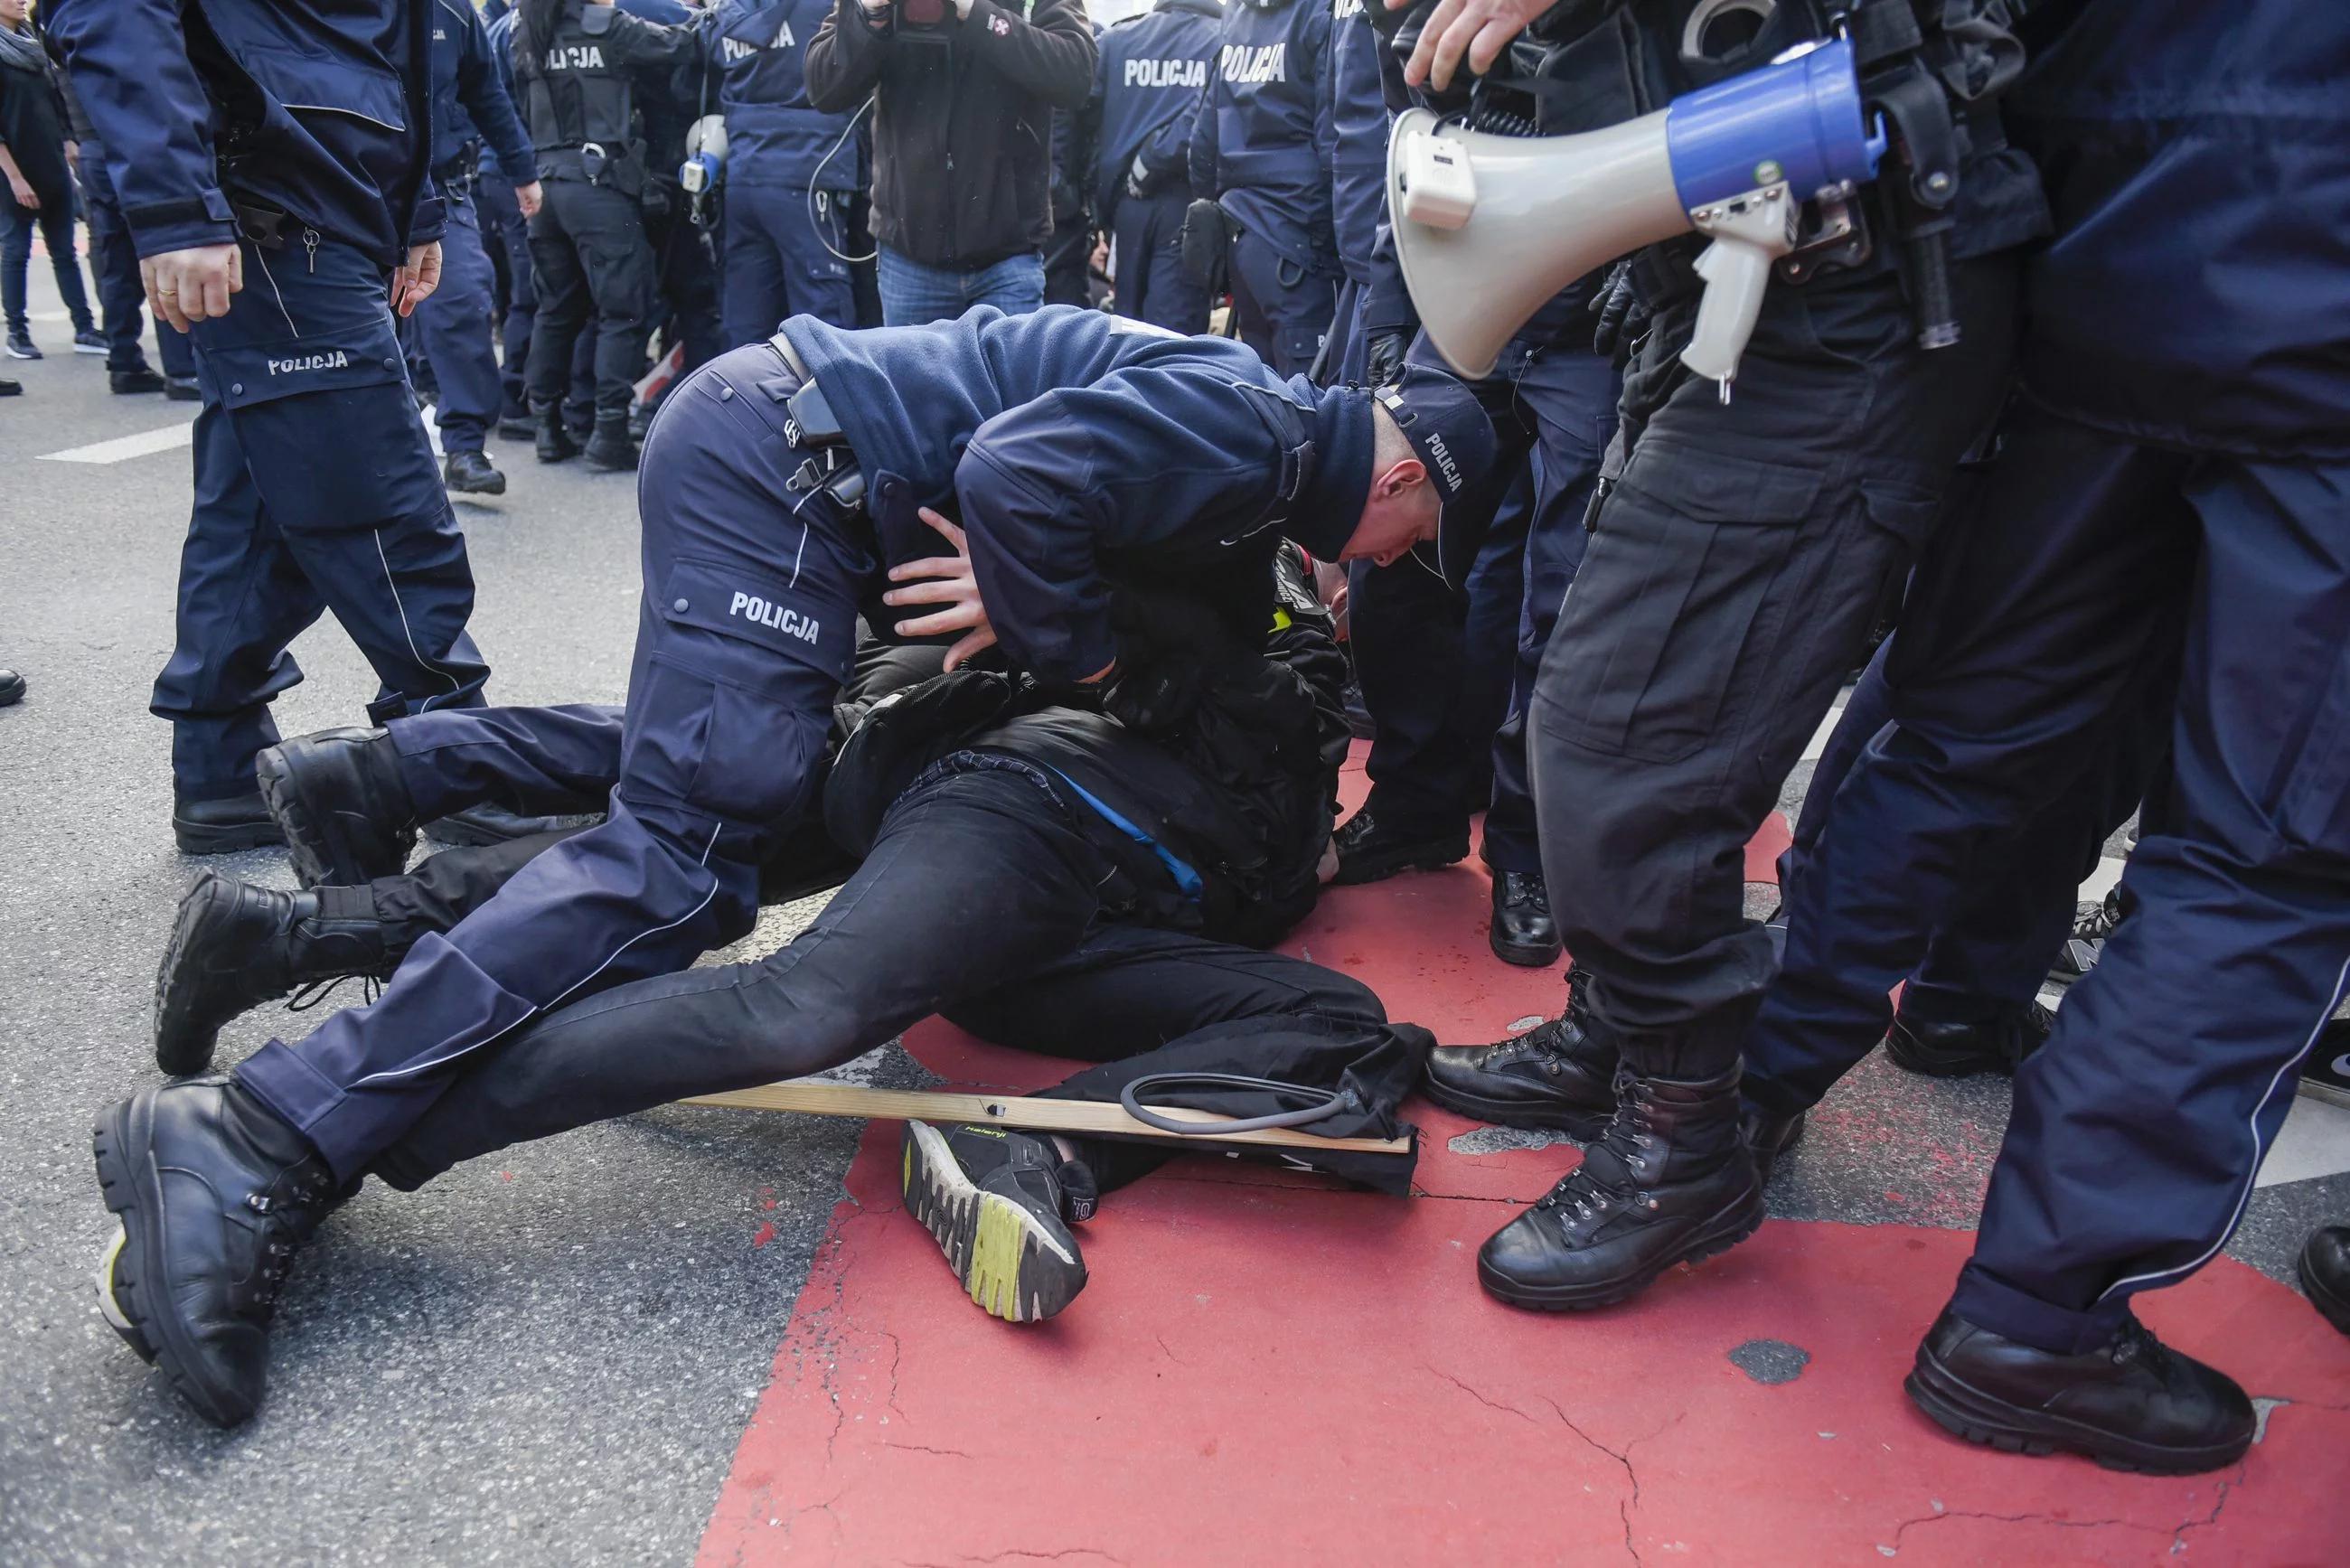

{"left": 711, "top": 0, "right": 860, "bottom": 345}
{"left": 1706, "top": 0, "right": 2350, "bottom": 1473}
{"left": 512, "top": 0, "right": 702, "bottom": 472}
{"left": 416, "top": 0, "right": 546, "bottom": 496}
{"left": 624, "top": 0, "right": 726, "bottom": 413}
{"left": 1397, "top": 0, "right": 2046, "bottom": 1308}
{"left": 87, "top": 304, "right": 1494, "bottom": 1426}
{"left": 1094, "top": 0, "right": 1220, "bottom": 334}
{"left": 477, "top": 3, "right": 541, "bottom": 440}
{"left": 1189, "top": 0, "right": 1340, "bottom": 375}
{"left": 1042, "top": 96, "right": 1100, "bottom": 309}
{"left": 50, "top": 0, "right": 494, "bottom": 854}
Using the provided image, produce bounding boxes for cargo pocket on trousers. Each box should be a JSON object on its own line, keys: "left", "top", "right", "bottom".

{"left": 622, "top": 657, "right": 830, "bottom": 831}
{"left": 1541, "top": 439, "right": 1825, "bottom": 764}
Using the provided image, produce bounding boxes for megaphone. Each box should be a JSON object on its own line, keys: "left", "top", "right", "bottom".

{"left": 680, "top": 114, "right": 729, "bottom": 196}
{"left": 1388, "top": 36, "right": 1884, "bottom": 388}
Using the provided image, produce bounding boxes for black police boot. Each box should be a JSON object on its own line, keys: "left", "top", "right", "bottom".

{"left": 164, "top": 375, "right": 202, "bottom": 402}
{"left": 2298, "top": 1225, "right": 2350, "bottom": 1336}
{"left": 1744, "top": 1102, "right": 1807, "bottom": 1185}
{"left": 497, "top": 410, "right": 536, "bottom": 441}
{"left": 626, "top": 398, "right": 654, "bottom": 443}
{"left": 1905, "top": 1310, "right": 2255, "bottom": 1473}
{"left": 581, "top": 414, "right": 640, "bottom": 473}
{"left": 1490, "top": 869, "right": 1563, "bottom": 966}
{"left": 92, "top": 1075, "right": 340, "bottom": 1427}
{"left": 0, "top": 668, "right": 24, "bottom": 706}
{"left": 253, "top": 726, "right": 418, "bottom": 887}
{"left": 1885, "top": 1000, "right": 2053, "bottom": 1079}
{"left": 110, "top": 365, "right": 167, "bottom": 394}
{"left": 155, "top": 873, "right": 393, "bottom": 1077}
{"left": 172, "top": 793, "right": 286, "bottom": 855}
{"left": 1424, "top": 971, "right": 1616, "bottom": 1136}
{"left": 442, "top": 448, "right": 508, "bottom": 496}
{"left": 1330, "top": 806, "right": 1470, "bottom": 886}
{"left": 1476, "top": 1063, "right": 1763, "bottom": 1310}
{"left": 900, "top": 1121, "right": 1091, "bottom": 1322}
{"left": 533, "top": 403, "right": 579, "bottom": 464}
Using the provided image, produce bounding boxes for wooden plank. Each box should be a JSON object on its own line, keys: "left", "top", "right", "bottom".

{"left": 681, "top": 1081, "right": 1412, "bottom": 1155}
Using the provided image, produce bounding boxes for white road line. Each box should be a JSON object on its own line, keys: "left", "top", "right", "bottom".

{"left": 2079, "top": 854, "right": 2128, "bottom": 903}
{"left": 1800, "top": 701, "right": 1847, "bottom": 763}
{"left": 2256, "top": 1094, "right": 2350, "bottom": 1188}
{"left": 37, "top": 419, "right": 198, "bottom": 465}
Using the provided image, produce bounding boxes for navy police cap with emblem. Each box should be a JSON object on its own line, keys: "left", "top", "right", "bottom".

{"left": 1374, "top": 363, "right": 1498, "bottom": 588}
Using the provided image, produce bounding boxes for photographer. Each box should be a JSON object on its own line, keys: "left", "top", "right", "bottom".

{"left": 804, "top": 0, "right": 1095, "bottom": 325}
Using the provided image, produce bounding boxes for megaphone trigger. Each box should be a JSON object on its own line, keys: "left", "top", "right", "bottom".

{"left": 1685, "top": 183, "right": 1797, "bottom": 392}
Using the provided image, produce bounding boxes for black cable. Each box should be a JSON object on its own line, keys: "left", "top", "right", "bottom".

{"left": 1119, "top": 1072, "right": 1353, "bottom": 1136}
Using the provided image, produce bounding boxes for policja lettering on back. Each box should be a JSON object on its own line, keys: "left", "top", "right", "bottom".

{"left": 1095, "top": 0, "right": 1224, "bottom": 333}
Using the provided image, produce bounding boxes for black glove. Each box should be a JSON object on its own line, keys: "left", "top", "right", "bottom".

{"left": 1180, "top": 199, "right": 1231, "bottom": 292}
{"left": 1363, "top": 328, "right": 1408, "bottom": 389}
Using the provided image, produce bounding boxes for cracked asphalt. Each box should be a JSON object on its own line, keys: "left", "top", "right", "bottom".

{"left": 4, "top": 266, "right": 2344, "bottom": 1567}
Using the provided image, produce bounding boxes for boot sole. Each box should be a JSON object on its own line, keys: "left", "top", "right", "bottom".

{"left": 1331, "top": 837, "right": 1472, "bottom": 887}
{"left": 1477, "top": 1185, "right": 1766, "bottom": 1312}
{"left": 446, "top": 475, "right": 508, "bottom": 496}
{"left": 256, "top": 741, "right": 411, "bottom": 887}
{"left": 1420, "top": 1077, "right": 1610, "bottom": 1140}
{"left": 171, "top": 814, "right": 286, "bottom": 857}
{"left": 1904, "top": 1351, "right": 2251, "bottom": 1475}
{"left": 92, "top": 1100, "right": 253, "bottom": 1427}
{"left": 900, "top": 1122, "right": 1086, "bottom": 1324}
{"left": 2298, "top": 1237, "right": 2350, "bottom": 1337}
{"left": 153, "top": 875, "right": 240, "bottom": 1076}
{"left": 1490, "top": 932, "right": 1565, "bottom": 968}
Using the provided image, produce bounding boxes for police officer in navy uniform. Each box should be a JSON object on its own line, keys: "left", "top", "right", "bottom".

{"left": 87, "top": 305, "right": 1495, "bottom": 1427}
{"left": 1392, "top": 0, "right": 2047, "bottom": 1308}
{"left": 1701, "top": 0, "right": 2350, "bottom": 1472}
{"left": 512, "top": 0, "right": 704, "bottom": 472}
{"left": 477, "top": 4, "right": 543, "bottom": 441}
{"left": 1094, "top": 0, "right": 1221, "bottom": 334}
{"left": 49, "top": 0, "right": 494, "bottom": 854}
{"left": 712, "top": 0, "right": 860, "bottom": 345}
{"left": 417, "top": 0, "right": 546, "bottom": 497}
{"left": 1189, "top": 0, "right": 1340, "bottom": 375}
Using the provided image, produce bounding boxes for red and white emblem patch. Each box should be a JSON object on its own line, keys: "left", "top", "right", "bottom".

{"left": 988, "top": 14, "right": 1010, "bottom": 33}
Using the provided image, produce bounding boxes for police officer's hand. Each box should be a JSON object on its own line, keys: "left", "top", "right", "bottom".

{"left": 883, "top": 508, "right": 1001, "bottom": 671}
{"left": 516, "top": 181, "right": 545, "bottom": 221}
{"left": 1364, "top": 328, "right": 1409, "bottom": 389}
{"left": 390, "top": 243, "right": 443, "bottom": 318}
{"left": 1386, "top": 0, "right": 1549, "bottom": 91}
{"left": 142, "top": 244, "right": 242, "bottom": 333}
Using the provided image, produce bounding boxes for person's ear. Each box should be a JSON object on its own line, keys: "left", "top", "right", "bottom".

{"left": 1376, "top": 457, "right": 1427, "bottom": 501}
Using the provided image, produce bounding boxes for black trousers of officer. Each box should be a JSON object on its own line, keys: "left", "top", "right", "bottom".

{"left": 1739, "top": 402, "right": 2350, "bottom": 1351}
{"left": 367, "top": 762, "right": 1413, "bottom": 1189}
{"left": 525, "top": 176, "right": 657, "bottom": 419}
{"left": 1531, "top": 255, "right": 2019, "bottom": 1079}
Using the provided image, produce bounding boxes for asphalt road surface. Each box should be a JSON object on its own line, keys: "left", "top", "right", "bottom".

{"left": 4, "top": 268, "right": 2344, "bottom": 1567}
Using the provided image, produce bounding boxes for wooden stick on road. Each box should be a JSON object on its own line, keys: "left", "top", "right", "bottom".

{"left": 682, "top": 1081, "right": 1413, "bottom": 1156}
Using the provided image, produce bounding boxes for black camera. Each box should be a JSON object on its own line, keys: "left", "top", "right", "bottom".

{"left": 896, "top": 0, "right": 954, "bottom": 45}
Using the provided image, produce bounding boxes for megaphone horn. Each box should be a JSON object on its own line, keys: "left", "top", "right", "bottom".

{"left": 1388, "top": 36, "right": 1884, "bottom": 390}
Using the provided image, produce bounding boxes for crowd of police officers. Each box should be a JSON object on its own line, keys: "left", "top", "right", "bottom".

{"left": 31, "top": 0, "right": 2350, "bottom": 1486}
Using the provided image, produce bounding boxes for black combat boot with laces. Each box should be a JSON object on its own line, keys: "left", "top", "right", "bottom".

{"left": 1477, "top": 1064, "right": 1763, "bottom": 1310}
{"left": 93, "top": 1077, "right": 341, "bottom": 1427}
{"left": 1423, "top": 968, "right": 1618, "bottom": 1136}
{"left": 155, "top": 872, "right": 395, "bottom": 1076}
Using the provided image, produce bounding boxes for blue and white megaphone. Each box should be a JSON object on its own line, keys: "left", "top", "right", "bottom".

{"left": 1388, "top": 36, "right": 1884, "bottom": 388}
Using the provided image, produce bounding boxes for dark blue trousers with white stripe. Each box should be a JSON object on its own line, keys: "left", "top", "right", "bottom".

{"left": 236, "top": 343, "right": 865, "bottom": 1180}
{"left": 1741, "top": 401, "right": 2350, "bottom": 1353}
{"left": 154, "top": 235, "right": 490, "bottom": 801}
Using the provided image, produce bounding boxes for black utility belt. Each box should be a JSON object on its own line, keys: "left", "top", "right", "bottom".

{"left": 230, "top": 200, "right": 317, "bottom": 252}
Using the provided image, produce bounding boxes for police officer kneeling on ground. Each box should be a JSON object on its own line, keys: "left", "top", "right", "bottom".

{"left": 513, "top": 0, "right": 704, "bottom": 472}
{"left": 89, "top": 304, "right": 1494, "bottom": 1426}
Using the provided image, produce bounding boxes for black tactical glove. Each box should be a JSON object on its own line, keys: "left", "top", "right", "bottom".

{"left": 1363, "top": 328, "right": 1409, "bottom": 389}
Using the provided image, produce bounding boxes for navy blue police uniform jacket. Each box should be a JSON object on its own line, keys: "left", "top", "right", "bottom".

{"left": 1187, "top": 0, "right": 1336, "bottom": 264}
{"left": 48, "top": 0, "right": 442, "bottom": 264}
{"left": 1092, "top": 0, "right": 1222, "bottom": 219}
{"left": 432, "top": 0, "right": 538, "bottom": 185}
{"left": 713, "top": 0, "right": 859, "bottom": 190}
{"left": 2006, "top": 0, "right": 2350, "bottom": 462}
{"left": 776, "top": 305, "right": 1376, "bottom": 684}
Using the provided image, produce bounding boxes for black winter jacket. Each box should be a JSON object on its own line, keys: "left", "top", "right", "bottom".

{"left": 804, "top": 0, "right": 1095, "bottom": 271}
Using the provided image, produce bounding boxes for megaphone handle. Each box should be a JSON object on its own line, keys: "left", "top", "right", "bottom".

{"left": 1680, "top": 234, "right": 1777, "bottom": 390}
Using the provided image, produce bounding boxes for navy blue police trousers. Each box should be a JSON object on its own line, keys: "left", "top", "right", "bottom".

{"left": 720, "top": 183, "right": 858, "bottom": 348}
{"left": 1742, "top": 402, "right": 2350, "bottom": 1352}
{"left": 408, "top": 183, "right": 505, "bottom": 455}
{"left": 154, "top": 235, "right": 491, "bottom": 801}
{"left": 235, "top": 341, "right": 861, "bottom": 1179}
